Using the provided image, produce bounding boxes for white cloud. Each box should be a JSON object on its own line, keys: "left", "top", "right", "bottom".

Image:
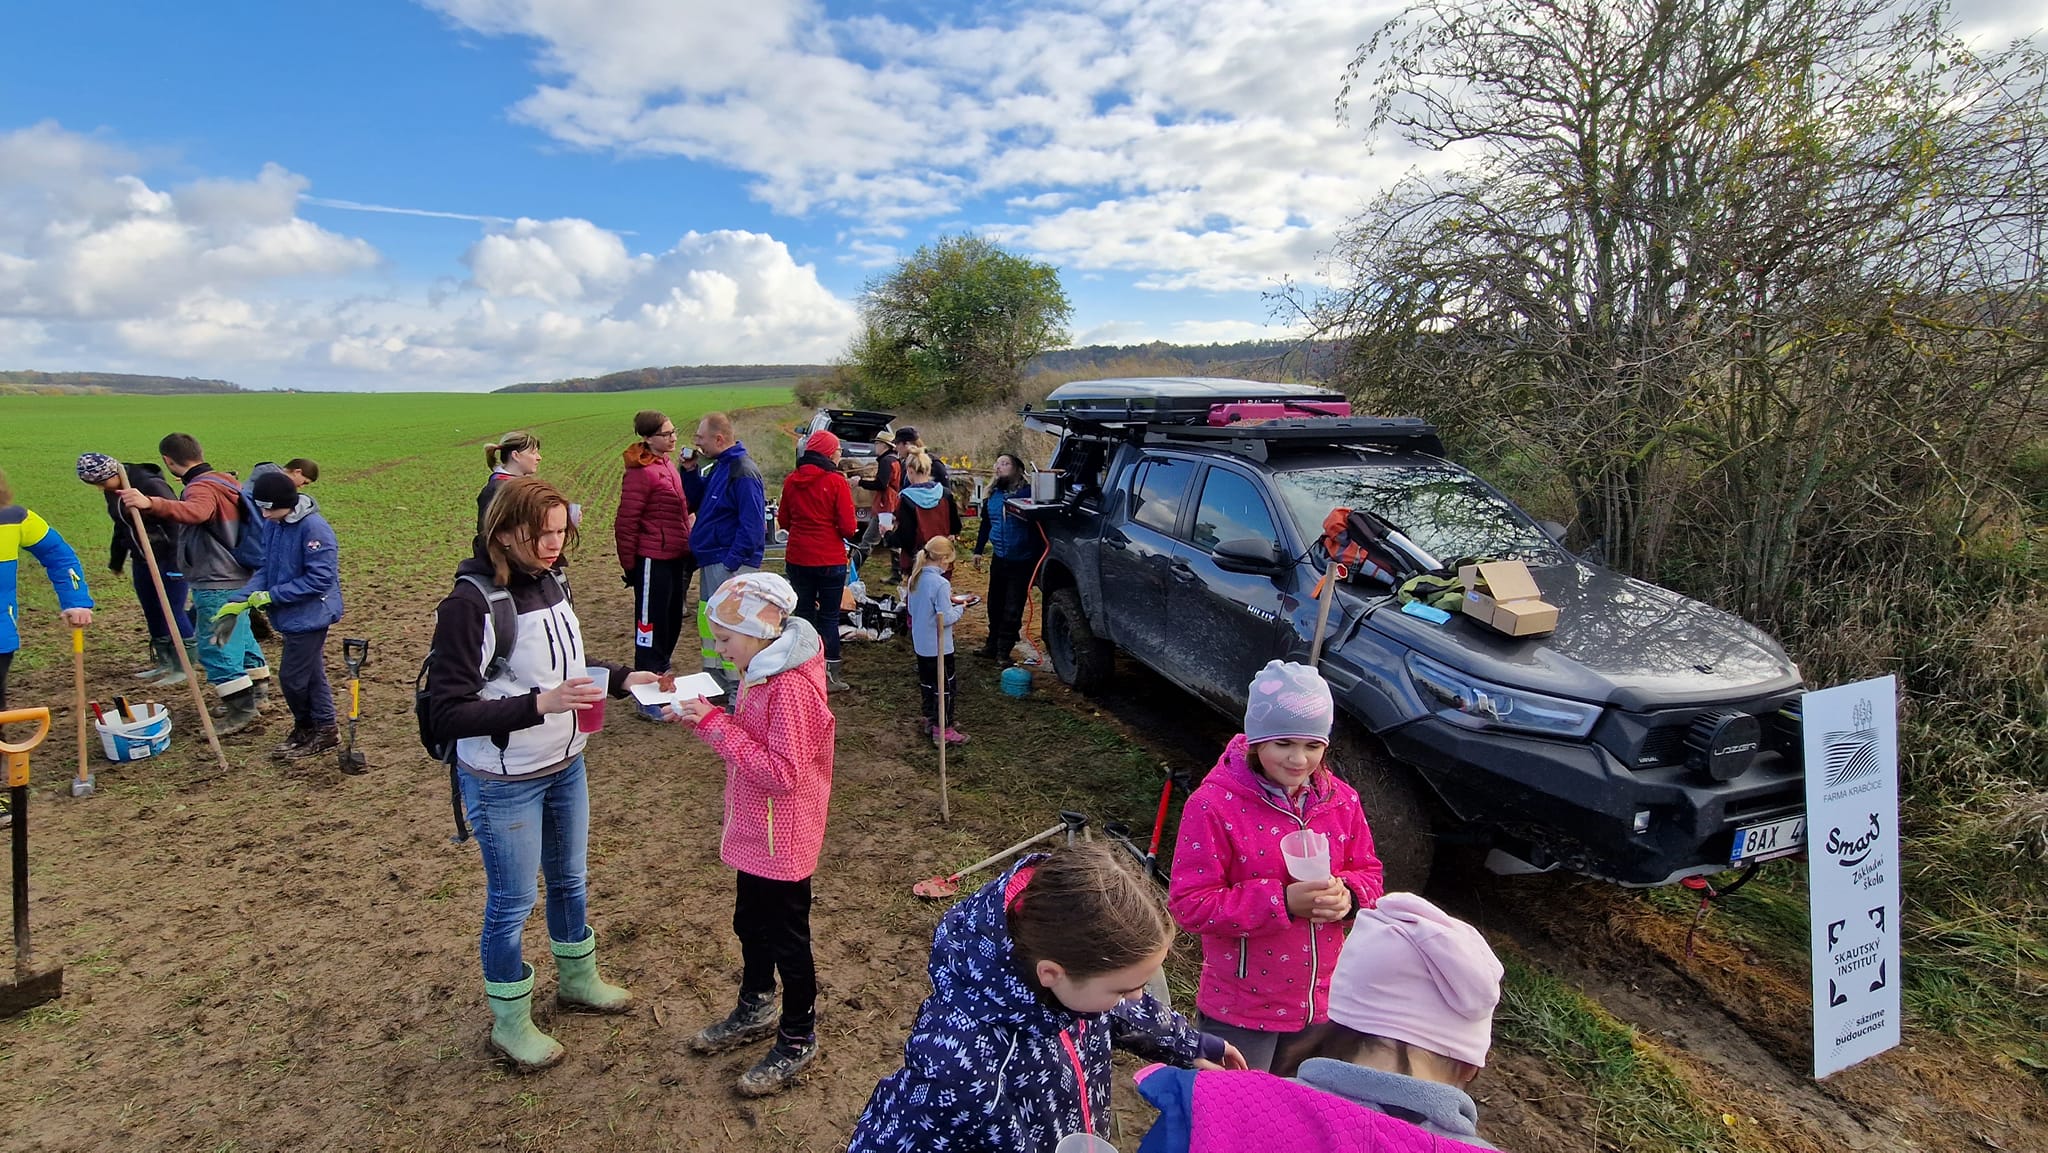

{"left": 426, "top": 0, "right": 1410, "bottom": 293}
{"left": 1075, "top": 318, "right": 1300, "bottom": 347}
{"left": 0, "top": 122, "right": 858, "bottom": 390}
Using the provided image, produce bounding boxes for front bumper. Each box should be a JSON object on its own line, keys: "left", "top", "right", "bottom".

{"left": 1381, "top": 715, "right": 1805, "bottom": 885}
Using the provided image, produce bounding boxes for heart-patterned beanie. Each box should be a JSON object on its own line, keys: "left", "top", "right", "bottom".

{"left": 1243, "top": 660, "right": 1334, "bottom": 745}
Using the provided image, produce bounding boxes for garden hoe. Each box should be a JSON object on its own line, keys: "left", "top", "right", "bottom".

{"left": 338, "top": 638, "right": 369, "bottom": 774}
{"left": 1, "top": 707, "right": 64, "bottom": 1017}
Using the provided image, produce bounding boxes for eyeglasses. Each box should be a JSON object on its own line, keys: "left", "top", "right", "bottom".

{"left": 653, "top": 428, "right": 677, "bottom": 438}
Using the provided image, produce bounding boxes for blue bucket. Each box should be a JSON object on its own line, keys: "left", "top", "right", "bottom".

{"left": 1000, "top": 666, "right": 1034, "bottom": 698}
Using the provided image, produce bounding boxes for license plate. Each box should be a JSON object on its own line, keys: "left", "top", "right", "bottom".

{"left": 1730, "top": 814, "right": 1807, "bottom": 865}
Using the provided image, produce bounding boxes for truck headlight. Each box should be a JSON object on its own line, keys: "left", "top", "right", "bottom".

{"left": 1406, "top": 654, "right": 1601, "bottom": 739}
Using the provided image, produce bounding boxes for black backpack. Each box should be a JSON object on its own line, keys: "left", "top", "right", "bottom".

{"left": 414, "top": 573, "right": 522, "bottom": 842}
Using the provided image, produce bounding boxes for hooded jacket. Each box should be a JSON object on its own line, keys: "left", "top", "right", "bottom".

{"left": 147, "top": 463, "right": 253, "bottom": 590}
{"left": 1130, "top": 1063, "right": 1495, "bottom": 1153}
{"left": 1, "top": 505, "right": 93, "bottom": 654}
{"left": 101, "top": 461, "right": 180, "bottom": 576}
{"left": 905, "top": 566, "right": 964, "bottom": 657}
{"left": 426, "top": 555, "right": 626, "bottom": 779}
{"left": 849, "top": 856, "right": 1215, "bottom": 1153}
{"left": 689, "top": 441, "right": 766, "bottom": 570}
{"left": 616, "top": 443, "right": 693, "bottom": 569}
{"left": 1168, "top": 734, "right": 1386, "bottom": 1030}
{"left": 237, "top": 496, "right": 343, "bottom": 634}
{"left": 777, "top": 453, "right": 859, "bottom": 568}
{"left": 688, "top": 616, "right": 835, "bottom": 880}
{"left": 887, "top": 481, "right": 960, "bottom": 558}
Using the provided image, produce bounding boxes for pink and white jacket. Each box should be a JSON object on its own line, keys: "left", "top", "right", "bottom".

{"left": 1168, "top": 733, "right": 1385, "bottom": 1031}
{"left": 690, "top": 618, "right": 835, "bottom": 881}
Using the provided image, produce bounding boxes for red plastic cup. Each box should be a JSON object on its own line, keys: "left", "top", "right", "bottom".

{"left": 575, "top": 667, "right": 610, "bottom": 734}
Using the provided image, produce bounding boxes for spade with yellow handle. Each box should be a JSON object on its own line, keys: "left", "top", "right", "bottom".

{"left": 0, "top": 707, "right": 64, "bottom": 1018}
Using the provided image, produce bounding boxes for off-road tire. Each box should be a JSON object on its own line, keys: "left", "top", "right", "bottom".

{"left": 1326, "top": 720, "right": 1437, "bottom": 893}
{"left": 1044, "top": 587, "right": 1114, "bottom": 692}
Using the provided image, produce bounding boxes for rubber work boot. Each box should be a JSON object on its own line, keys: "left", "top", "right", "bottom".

{"left": 285, "top": 725, "right": 340, "bottom": 761}
{"left": 737, "top": 1032, "right": 819, "bottom": 1097}
{"left": 550, "top": 928, "right": 633, "bottom": 1013}
{"left": 135, "top": 638, "right": 178, "bottom": 682}
{"left": 824, "top": 660, "right": 849, "bottom": 691}
{"left": 271, "top": 726, "right": 313, "bottom": 759}
{"left": 485, "top": 963, "right": 565, "bottom": 1072}
{"left": 689, "top": 991, "right": 778, "bottom": 1054}
{"left": 155, "top": 640, "right": 196, "bottom": 689}
{"left": 214, "top": 688, "right": 263, "bottom": 737}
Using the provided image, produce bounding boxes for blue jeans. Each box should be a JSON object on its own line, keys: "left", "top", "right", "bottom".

{"left": 189, "top": 588, "right": 267, "bottom": 690}
{"left": 460, "top": 756, "right": 591, "bottom": 984}
{"left": 131, "top": 565, "right": 194, "bottom": 641}
{"left": 785, "top": 563, "right": 846, "bottom": 661}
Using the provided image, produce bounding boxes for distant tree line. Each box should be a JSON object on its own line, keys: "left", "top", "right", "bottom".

{"left": 0, "top": 371, "right": 243, "bottom": 395}
{"left": 497, "top": 364, "right": 829, "bottom": 394}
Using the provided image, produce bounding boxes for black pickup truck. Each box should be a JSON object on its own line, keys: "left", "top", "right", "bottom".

{"left": 1015, "top": 378, "right": 1808, "bottom": 888}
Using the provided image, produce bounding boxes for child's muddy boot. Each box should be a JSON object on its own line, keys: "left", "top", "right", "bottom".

{"left": 689, "top": 991, "right": 777, "bottom": 1054}
{"left": 551, "top": 928, "right": 633, "bottom": 1013}
{"left": 737, "top": 1031, "right": 818, "bottom": 1097}
{"left": 214, "top": 686, "right": 262, "bottom": 737}
{"left": 825, "top": 660, "right": 849, "bottom": 691}
{"left": 486, "top": 963, "right": 565, "bottom": 1072}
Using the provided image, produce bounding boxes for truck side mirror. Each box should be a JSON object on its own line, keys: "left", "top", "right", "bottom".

{"left": 1212, "top": 538, "right": 1286, "bottom": 576}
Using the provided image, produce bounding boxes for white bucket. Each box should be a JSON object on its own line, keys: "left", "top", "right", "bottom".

{"left": 95, "top": 704, "right": 172, "bottom": 762}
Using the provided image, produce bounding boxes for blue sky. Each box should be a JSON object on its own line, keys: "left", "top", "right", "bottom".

{"left": 1, "top": 0, "right": 2039, "bottom": 391}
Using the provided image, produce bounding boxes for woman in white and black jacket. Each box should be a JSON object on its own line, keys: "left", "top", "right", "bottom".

{"left": 428, "top": 475, "right": 659, "bottom": 1072}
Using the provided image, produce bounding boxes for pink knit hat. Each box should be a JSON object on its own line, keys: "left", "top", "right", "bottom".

{"left": 1326, "top": 893, "right": 1504, "bottom": 1068}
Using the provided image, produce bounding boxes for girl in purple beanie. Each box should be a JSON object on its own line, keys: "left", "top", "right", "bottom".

{"left": 1167, "top": 660, "right": 1385, "bottom": 1072}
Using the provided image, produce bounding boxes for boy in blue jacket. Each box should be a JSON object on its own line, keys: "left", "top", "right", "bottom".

{"left": 1, "top": 467, "right": 95, "bottom": 827}
{"left": 688, "top": 411, "right": 766, "bottom": 688}
{"left": 212, "top": 472, "right": 344, "bottom": 760}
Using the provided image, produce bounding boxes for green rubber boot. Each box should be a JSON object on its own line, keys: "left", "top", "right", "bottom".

{"left": 552, "top": 928, "right": 633, "bottom": 1013}
{"left": 485, "top": 963, "right": 565, "bottom": 1072}
{"left": 154, "top": 639, "right": 197, "bottom": 689}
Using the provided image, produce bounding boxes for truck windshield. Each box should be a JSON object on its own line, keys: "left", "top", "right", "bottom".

{"left": 1272, "top": 464, "right": 1564, "bottom": 565}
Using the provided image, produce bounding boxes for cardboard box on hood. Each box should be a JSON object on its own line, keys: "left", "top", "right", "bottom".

{"left": 1458, "top": 560, "right": 1559, "bottom": 637}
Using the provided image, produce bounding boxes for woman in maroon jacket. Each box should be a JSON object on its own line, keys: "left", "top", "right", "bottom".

{"left": 616, "top": 410, "right": 694, "bottom": 677}
{"left": 778, "top": 430, "right": 859, "bottom": 689}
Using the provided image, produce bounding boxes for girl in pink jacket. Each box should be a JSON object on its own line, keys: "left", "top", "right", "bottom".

{"left": 1167, "top": 660, "right": 1385, "bottom": 1072}
{"left": 666, "top": 572, "right": 834, "bottom": 1097}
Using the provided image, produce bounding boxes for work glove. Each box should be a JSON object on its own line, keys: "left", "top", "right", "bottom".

{"left": 210, "top": 592, "right": 272, "bottom": 643}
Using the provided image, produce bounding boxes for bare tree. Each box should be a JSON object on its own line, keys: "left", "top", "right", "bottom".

{"left": 1315, "top": 0, "right": 2047, "bottom": 617}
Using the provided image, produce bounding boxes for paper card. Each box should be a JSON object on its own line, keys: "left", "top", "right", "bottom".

{"left": 629, "top": 672, "right": 725, "bottom": 707}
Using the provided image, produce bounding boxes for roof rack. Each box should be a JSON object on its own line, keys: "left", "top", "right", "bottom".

{"left": 1136, "top": 417, "right": 1446, "bottom": 461}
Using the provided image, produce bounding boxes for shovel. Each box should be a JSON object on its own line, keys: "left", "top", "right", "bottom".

{"left": 1, "top": 707, "right": 64, "bottom": 1018}
{"left": 70, "top": 628, "right": 93, "bottom": 799}
{"left": 913, "top": 821, "right": 1064, "bottom": 899}
{"left": 339, "top": 638, "right": 369, "bottom": 774}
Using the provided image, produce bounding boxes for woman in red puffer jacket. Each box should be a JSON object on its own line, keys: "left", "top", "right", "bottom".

{"left": 617, "top": 409, "right": 694, "bottom": 675}
{"left": 777, "top": 430, "right": 859, "bottom": 690}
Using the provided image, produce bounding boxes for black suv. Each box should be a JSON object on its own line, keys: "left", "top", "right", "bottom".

{"left": 1017, "top": 378, "right": 1807, "bottom": 888}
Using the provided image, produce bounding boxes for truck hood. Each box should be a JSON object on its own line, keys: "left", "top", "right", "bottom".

{"left": 1353, "top": 562, "right": 1801, "bottom": 711}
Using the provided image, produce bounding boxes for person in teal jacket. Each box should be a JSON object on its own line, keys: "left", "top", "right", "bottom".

{"left": 1, "top": 467, "right": 96, "bottom": 828}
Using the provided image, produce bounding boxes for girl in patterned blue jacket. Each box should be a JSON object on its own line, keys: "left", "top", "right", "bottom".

{"left": 850, "top": 842, "right": 1246, "bottom": 1153}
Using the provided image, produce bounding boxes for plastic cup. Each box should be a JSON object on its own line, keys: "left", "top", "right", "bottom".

{"left": 576, "top": 667, "right": 610, "bottom": 733}
{"left": 1055, "top": 1136, "right": 1116, "bottom": 1153}
{"left": 1281, "top": 829, "right": 1331, "bottom": 882}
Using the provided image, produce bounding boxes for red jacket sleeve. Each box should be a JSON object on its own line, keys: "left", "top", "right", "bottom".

{"left": 616, "top": 467, "right": 648, "bottom": 571}
{"left": 834, "top": 475, "right": 858, "bottom": 542}
{"left": 145, "top": 479, "right": 230, "bottom": 526}
{"left": 1166, "top": 790, "right": 1292, "bottom": 936}
{"left": 692, "top": 680, "right": 823, "bottom": 797}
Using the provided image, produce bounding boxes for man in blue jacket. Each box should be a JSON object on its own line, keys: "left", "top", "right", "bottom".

{"left": 688, "top": 411, "right": 765, "bottom": 685}
{"left": 211, "top": 472, "right": 344, "bottom": 760}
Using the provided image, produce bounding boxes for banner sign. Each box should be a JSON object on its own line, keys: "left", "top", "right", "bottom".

{"left": 1804, "top": 675, "right": 1902, "bottom": 1079}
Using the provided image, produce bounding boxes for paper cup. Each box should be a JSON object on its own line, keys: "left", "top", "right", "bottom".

{"left": 576, "top": 666, "right": 610, "bottom": 734}
{"left": 1054, "top": 1136, "right": 1116, "bottom": 1153}
{"left": 1280, "top": 829, "right": 1331, "bottom": 882}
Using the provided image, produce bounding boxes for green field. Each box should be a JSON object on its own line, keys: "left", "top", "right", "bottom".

{"left": 2, "top": 384, "right": 795, "bottom": 669}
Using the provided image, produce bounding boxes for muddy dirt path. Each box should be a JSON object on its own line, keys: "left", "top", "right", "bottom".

{"left": 5, "top": 554, "right": 2045, "bottom": 1151}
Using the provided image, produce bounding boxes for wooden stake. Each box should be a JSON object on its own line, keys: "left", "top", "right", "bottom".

{"left": 935, "top": 612, "right": 950, "bottom": 824}
{"left": 116, "top": 466, "right": 229, "bottom": 773}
